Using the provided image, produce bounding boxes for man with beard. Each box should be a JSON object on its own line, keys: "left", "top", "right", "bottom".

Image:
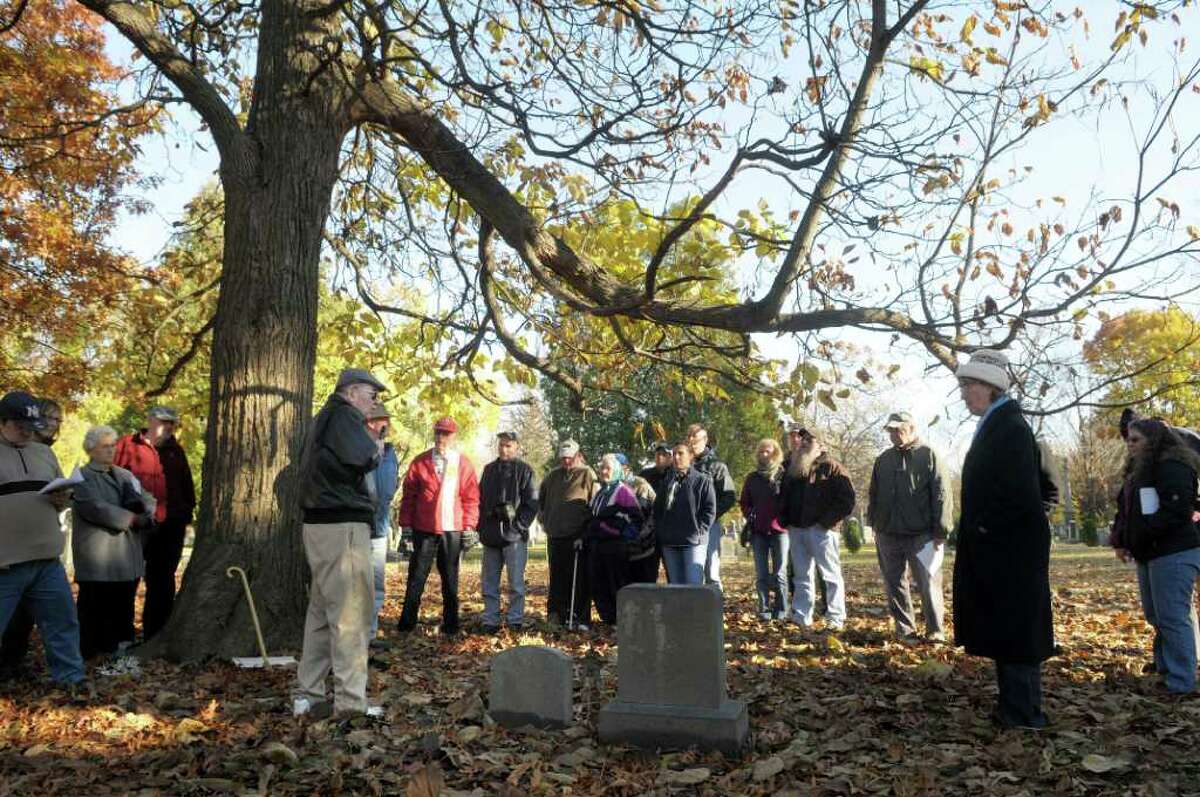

{"left": 780, "top": 427, "right": 855, "bottom": 630}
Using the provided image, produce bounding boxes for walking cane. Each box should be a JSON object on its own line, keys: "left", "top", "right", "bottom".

{"left": 226, "top": 566, "right": 295, "bottom": 668}
{"left": 567, "top": 541, "right": 580, "bottom": 631}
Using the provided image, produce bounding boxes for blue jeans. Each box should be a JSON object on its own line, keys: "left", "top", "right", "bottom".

{"left": 0, "top": 560, "right": 85, "bottom": 684}
{"left": 703, "top": 521, "right": 723, "bottom": 590}
{"left": 751, "top": 532, "right": 789, "bottom": 617}
{"left": 1137, "top": 547, "right": 1200, "bottom": 693}
{"left": 370, "top": 536, "right": 388, "bottom": 639}
{"left": 663, "top": 541, "right": 706, "bottom": 585}
{"left": 788, "top": 525, "right": 846, "bottom": 626}
{"left": 480, "top": 540, "right": 528, "bottom": 627}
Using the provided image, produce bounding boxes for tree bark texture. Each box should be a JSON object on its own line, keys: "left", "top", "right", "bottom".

{"left": 148, "top": 0, "right": 351, "bottom": 660}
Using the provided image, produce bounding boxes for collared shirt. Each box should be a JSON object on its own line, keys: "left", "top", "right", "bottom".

{"left": 974, "top": 395, "right": 1012, "bottom": 441}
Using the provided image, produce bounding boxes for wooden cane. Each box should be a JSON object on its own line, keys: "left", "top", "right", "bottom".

{"left": 226, "top": 566, "right": 270, "bottom": 667}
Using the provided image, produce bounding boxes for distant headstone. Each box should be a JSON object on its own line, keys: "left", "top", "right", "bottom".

{"left": 598, "top": 584, "right": 748, "bottom": 754}
{"left": 489, "top": 645, "right": 573, "bottom": 729}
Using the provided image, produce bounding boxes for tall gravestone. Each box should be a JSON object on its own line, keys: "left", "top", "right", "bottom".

{"left": 489, "top": 645, "right": 573, "bottom": 729}
{"left": 598, "top": 584, "right": 748, "bottom": 754}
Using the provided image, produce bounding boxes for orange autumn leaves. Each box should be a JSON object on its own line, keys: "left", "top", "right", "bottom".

{"left": 0, "top": 0, "right": 154, "bottom": 397}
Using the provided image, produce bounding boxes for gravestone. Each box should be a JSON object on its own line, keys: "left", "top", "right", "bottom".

{"left": 598, "top": 584, "right": 748, "bottom": 754}
{"left": 489, "top": 645, "right": 573, "bottom": 729}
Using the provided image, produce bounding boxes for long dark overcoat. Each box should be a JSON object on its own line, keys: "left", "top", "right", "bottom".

{"left": 952, "top": 399, "right": 1054, "bottom": 663}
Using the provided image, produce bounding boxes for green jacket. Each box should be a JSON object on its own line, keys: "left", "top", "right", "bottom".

{"left": 867, "top": 442, "right": 953, "bottom": 538}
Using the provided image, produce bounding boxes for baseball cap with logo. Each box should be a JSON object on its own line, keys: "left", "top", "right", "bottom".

{"left": 0, "top": 391, "right": 47, "bottom": 430}
{"left": 883, "top": 411, "right": 914, "bottom": 430}
{"left": 557, "top": 439, "right": 580, "bottom": 458}
{"left": 496, "top": 430, "right": 519, "bottom": 442}
{"left": 433, "top": 417, "right": 459, "bottom": 434}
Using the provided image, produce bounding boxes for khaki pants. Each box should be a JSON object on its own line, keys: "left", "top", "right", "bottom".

{"left": 296, "top": 522, "right": 373, "bottom": 713}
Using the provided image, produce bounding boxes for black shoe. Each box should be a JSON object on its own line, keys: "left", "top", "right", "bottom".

{"left": 507, "top": 623, "right": 523, "bottom": 632}
{"left": 396, "top": 622, "right": 416, "bottom": 634}
{"left": 1141, "top": 661, "right": 1159, "bottom": 675}
{"left": 439, "top": 627, "right": 460, "bottom": 637}
{"left": 478, "top": 625, "right": 501, "bottom": 635}
{"left": 990, "top": 708, "right": 1049, "bottom": 731}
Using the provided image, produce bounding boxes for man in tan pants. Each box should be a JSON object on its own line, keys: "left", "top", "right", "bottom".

{"left": 293, "top": 368, "right": 386, "bottom": 718}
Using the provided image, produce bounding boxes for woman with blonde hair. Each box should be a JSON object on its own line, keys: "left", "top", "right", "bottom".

{"left": 740, "top": 438, "right": 789, "bottom": 619}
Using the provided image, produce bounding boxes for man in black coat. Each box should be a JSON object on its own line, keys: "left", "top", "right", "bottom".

{"left": 476, "top": 431, "right": 538, "bottom": 632}
{"left": 953, "top": 350, "right": 1055, "bottom": 730}
{"left": 686, "top": 424, "right": 736, "bottom": 590}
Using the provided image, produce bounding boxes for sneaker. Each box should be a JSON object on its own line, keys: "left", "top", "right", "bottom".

{"left": 789, "top": 615, "right": 813, "bottom": 629}
{"left": 479, "top": 625, "right": 501, "bottom": 635}
{"left": 507, "top": 622, "right": 524, "bottom": 632}
{"left": 825, "top": 621, "right": 845, "bottom": 632}
{"left": 574, "top": 623, "right": 591, "bottom": 632}
{"left": 927, "top": 632, "right": 946, "bottom": 644}
{"left": 369, "top": 638, "right": 393, "bottom": 651}
{"left": 758, "top": 611, "right": 773, "bottom": 621}
{"left": 365, "top": 705, "right": 384, "bottom": 718}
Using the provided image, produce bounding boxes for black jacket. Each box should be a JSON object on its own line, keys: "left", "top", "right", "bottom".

{"left": 298, "top": 394, "right": 380, "bottom": 525}
{"left": 478, "top": 458, "right": 538, "bottom": 547}
{"left": 780, "top": 455, "right": 856, "bottom": 530}
{"left": 156, "top": 436, "right": 196, "bottom": 523}
{"left": 638, "top": 465, "right": 671, "bottom": 498}
{"left": 652, "top": 467, "right": 717, "bottom": 547}
{"left": 952, "top": 399, "right": 1054, "bottom": 663}
{"left": 1113, "top": 457, "right": 1200, "bottom": 563}
{"left": 693, "top": 448, "right": 736, "bottom": 519}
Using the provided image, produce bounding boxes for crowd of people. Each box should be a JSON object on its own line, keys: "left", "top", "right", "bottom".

{"left": 2, "top": 348, "right": 1197, "bottom": 732}
{"left": 0, "top": 393, "right": 194, "bottom": 685}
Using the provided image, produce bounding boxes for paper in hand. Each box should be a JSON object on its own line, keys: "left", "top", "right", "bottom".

{"left": 38, "top": 466, "right": 85, "bottom": 495}
{"left": 1138, "top": 487, "right": 1160, "bottom": 515}
{"left": 917, "top": 539, "right": 944, "bottom": 574}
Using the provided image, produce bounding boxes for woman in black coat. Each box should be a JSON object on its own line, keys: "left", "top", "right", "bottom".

{"left": 1111, "top": 418, "right": 1200, "bottom": 693}
{"left": 952, "top": 350, "right": 1054, "bottom": 729}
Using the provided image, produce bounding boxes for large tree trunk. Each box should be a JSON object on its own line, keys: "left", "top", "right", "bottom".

{"left": 147, "top": 0, "right": 351, "bottom": 660}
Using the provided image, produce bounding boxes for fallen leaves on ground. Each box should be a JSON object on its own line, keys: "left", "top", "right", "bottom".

{"left": 1, "top": 546, "right": 1197, "bottom": 795}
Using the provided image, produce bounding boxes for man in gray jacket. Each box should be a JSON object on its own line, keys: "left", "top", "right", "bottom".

{"left": 0, "top": 391, "right": 84, "bottom": 685}
{"left": 294, "top": 369, "right": 385, "bottom": 719}
{"left": 867, "top": 411, "right": 953, "bottom": 642}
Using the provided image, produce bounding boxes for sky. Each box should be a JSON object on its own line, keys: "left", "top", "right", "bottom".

{"left": 99, "top": 7, "right": 1200, "bottom": 461}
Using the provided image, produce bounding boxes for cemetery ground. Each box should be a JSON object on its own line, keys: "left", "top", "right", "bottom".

{"left": 1, "top": 545, "right": 1197, "bottom": 796}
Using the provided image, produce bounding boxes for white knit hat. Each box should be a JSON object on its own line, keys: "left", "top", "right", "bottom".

{"left": 955, "top": 349, "right": 1011, "bottom": 391}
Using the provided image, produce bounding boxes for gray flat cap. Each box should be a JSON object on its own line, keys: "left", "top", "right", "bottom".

{"left": 148, "top": 406, "right": 180, "bottom": 422}
{"left": 335, "top": 368, "right": 388, "bottom": 393}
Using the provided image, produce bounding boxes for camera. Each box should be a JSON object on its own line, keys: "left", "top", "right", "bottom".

{"left": 494, "top": 503, "right": 517, "bottom": 523}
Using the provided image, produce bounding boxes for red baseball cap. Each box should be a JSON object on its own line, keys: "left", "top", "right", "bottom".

{"left": 433, "top": 417, "right": 458, "bottom": 433}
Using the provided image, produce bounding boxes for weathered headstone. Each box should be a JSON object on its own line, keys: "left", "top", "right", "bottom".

{"left": 598, "top": 584, "right": 748, "bottom": 754}
{"left": 489, "top": 645, "right": 573, "bottom": 729}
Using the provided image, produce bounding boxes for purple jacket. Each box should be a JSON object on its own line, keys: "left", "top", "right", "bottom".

{"left": 588, "top": 482, "right": 644, "bottom": 540}
{"left": 739, "top": 470, "right": 787, "bottom": 535}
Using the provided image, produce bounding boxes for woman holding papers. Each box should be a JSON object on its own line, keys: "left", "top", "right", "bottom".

{"left": 952, "top": 350, "right": 1055, "bottom": 730}
{"left": 1111, "top": 418, "right": 1200, "bottom": 694}
{"left": 72, "top": 426, "right": 157, "bottom": 659}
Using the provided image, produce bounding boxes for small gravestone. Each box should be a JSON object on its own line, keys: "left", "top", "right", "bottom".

{"left": 598, "top": 584, "right": 748, "bottom": 754}
{"left": 489, "top": 645, "right": 573, "bottom": 729}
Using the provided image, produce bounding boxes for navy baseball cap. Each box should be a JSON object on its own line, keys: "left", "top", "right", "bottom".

{"left": 0, "top": 391, "right": 47, "bottom": 430}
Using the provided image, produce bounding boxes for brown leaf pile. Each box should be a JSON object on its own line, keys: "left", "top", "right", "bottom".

{"left": 1, "top": 547, "right": 1197, "bottom": 795}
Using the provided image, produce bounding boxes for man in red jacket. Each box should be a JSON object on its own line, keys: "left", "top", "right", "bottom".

{"left": 396, "top": 417, "right": 480, "bottom": 636}
{"left": 114, "top": 413, "right": 170, "bottom": 526}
